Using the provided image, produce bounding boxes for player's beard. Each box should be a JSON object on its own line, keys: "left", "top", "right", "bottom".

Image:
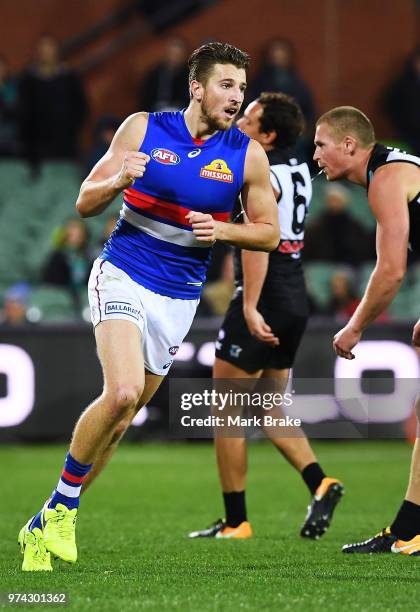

{"left": 201, "top": 94, "right": 232, "bottom": 132}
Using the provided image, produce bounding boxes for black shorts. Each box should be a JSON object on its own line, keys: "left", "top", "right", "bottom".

{"left": 215, "top": 291, "right": 307, "bottom": 373}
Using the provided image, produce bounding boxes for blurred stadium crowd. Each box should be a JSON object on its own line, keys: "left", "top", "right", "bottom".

{"left": 0, "top": 33, "right": 419, "bottom": 326}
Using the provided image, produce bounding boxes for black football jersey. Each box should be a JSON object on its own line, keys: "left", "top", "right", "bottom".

{"left": 367, "top": 144, "right": 420, "bottom": 252}
{"left": 233, "top": 148, "right": 311, "bottom": 315}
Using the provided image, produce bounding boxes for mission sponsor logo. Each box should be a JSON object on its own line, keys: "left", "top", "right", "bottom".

{"left": 200, "top": 159, "right": 233, "bottom": 183}
{"left": 151, "top": 148, "right": 180, "bottom": 165}
{"left": 105, "top": 301, "right": 140, "bottom": 320}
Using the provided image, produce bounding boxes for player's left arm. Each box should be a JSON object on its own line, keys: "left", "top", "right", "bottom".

{"left": 187, "top": 140, "right": 279, "bottom": 251}
{"left": 333, "top": 165, "right": 409, "bottom": 359}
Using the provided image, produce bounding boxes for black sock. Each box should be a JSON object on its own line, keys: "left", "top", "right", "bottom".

{"left": 390, "top": 500, "right": 420, "bottom": 540}
{"left": 301, "top": 462, "right": 326, "bottom": 495}
{"left": 223, "top": 491, "right": 247, "bottom": 527}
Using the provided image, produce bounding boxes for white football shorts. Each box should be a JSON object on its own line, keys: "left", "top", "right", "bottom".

{"left": 88, "top": 258, "right": 199, "bottom": 375}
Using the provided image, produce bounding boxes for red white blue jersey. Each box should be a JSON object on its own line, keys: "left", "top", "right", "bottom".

{"left": 101, "top": 111, "right": 250, "bottom": 299}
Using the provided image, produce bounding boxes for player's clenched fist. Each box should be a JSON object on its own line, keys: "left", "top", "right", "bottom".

{"left": 186, "top": 211, "right": 220, "bottom": 243}
{"left": 116, "top": 152, "right": 150, "bottom": 189}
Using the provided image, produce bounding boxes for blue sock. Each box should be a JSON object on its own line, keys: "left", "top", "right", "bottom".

{"left": 48, "top": 452, "right": 93, "bottom": 511}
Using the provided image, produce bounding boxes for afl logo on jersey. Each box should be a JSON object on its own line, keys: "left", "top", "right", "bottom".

{"left": 151, "top": 148, "right": 180, "bottom": 165}
{"left": 200, "top": 159, "right": 233, "bottom": 183}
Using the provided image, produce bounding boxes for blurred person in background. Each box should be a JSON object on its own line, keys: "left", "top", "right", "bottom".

{"left": 85, "top": 115, "right": 120, "bottom": 175}
{"left": 189, "top": 93, "right": 343, "bottom": 541}
{"left": 42, "top": 218, "right": 95, "bottom": 309}
{"left": 325, "top": 269, "right": 389, "bottom": 322}
{"left": 304, "top": 184, "right": 374, "bottom": 264}
{"left": 384, "top": 47, "right": 420, "bottom": 156}
{"left": 314, "top": 105, "right": 420, "bottom": 555}
{"left": 138, "top": 36, "right": 190, "bottom": 112}
{"left": 0, "top": 283, "right": 31, "bottom": 325}
{"left": 249, "top": 38, "right": 315, "bottom": 164}
{"left": 93, "top": 214, "right": 119, "bottom": 259}
{"left": 249, "top": 39, "right": 315, "bottom": 125}
{"left": 325, "top": 269, "right": 360, "bottom": 319}
{"left": 0, "top": 55, "right": 19, "bottom": 156}
{"left": 19, "top": 34, "right": 88, "bottom": 168}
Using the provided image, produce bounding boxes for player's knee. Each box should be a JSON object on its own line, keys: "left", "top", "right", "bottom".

{"left": 108, "top": 383, "right": 144, "bottom": 420}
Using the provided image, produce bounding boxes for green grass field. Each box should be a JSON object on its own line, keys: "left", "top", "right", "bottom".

{"left": 0, "top": 441, "right": 418, "bottom": 611}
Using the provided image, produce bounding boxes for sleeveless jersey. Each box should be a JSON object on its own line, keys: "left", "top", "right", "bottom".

{"left": 102, "top": 111, "right": 250, "bottom": 299}
{"left": 233, "top": 148, "right": 312, "bottom": 313}
{"left": 367, "top": 143, "right": 420, "bottom": 252}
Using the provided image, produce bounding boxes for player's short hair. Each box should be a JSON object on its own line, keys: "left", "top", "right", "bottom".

{"left": 188, "top": 42, "right": 250, "bottom": 85}
{"left": 257, "top": 92, "right": 304, "bottom": 149}
{"left": 316, "top": 106, "right": 375, "bottom": 148}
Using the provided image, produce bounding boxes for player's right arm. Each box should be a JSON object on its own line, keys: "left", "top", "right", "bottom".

{"left": 76, "top": 112, "right": 149, "bottom": 218}
{"left": 333, "top": 164, "right": 409, "bottom": 359}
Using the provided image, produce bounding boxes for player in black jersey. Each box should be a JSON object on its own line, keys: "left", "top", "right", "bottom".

{"left": 314, "top": 105, "right": 420, "bottom": 555}
{"left": 189, "top": 93, "right": 343, "bottom": 541}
